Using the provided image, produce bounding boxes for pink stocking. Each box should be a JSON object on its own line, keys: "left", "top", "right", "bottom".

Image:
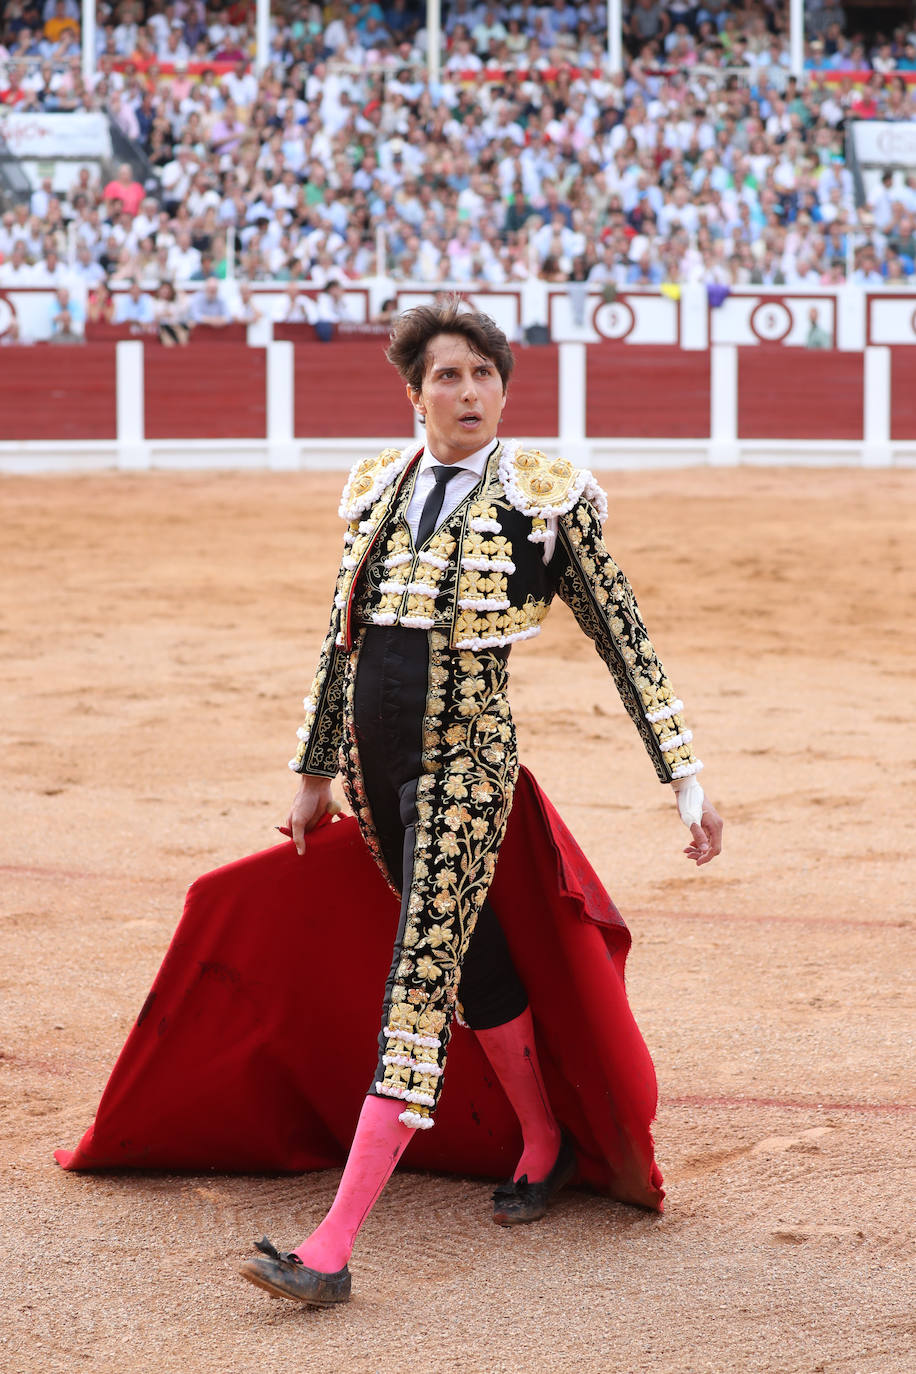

{"left": 473, "top": 1006, "right": 562, "bottom": 1182}
{"left": 292, "top": 1095, "right": 414, "bottom": 1272}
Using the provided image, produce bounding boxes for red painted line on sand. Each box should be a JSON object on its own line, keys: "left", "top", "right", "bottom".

{"left": 665, "top": 1094, "right": 915, "bottom": 1115}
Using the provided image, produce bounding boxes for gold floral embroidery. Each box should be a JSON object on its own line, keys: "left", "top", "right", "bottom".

{"left": 370, "top": 629, "right": 519, "bottom": 1123}
{"left": 453, "top": 596, "right": 548, "bottom": 650}
{"left": 290, "top": 610, "right": 347, "bottom": 776}
{"left": 556, "top": 501, "right": 699, "bottom": 782}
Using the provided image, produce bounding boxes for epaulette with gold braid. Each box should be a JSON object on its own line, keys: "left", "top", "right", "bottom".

{"left": 498, "top": 441, "right": 608, "bottom": 522}
{"left": 338, "top": 444, "right": 416, "bottom": 521}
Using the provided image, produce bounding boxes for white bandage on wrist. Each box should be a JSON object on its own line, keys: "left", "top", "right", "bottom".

{"left": 672, "top": 775, "right": 705, "bottom": 828}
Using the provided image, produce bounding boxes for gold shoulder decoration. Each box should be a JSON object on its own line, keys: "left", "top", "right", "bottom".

{"left": 514, "top": 449, "right": 577, "bottom": 506}
{"left": 498, "top": 440, "right": 608, "bottom": 522}
{"left": 339, "top": 445, "right": 416, "bottom": 521}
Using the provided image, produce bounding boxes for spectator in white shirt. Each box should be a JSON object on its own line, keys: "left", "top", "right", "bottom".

{"left": 159, "top": 24, "right": 191, "bottom": 64}
{"left": 446, "top": 37, "right": 483, "bottom": 72}
{"left": 274, "top": 284, "right": 315, "bottom": 323}
{"left": 30, "top": 178, "right": 55, "bottom": 220}
{"left": 131, "top": 198, "right": 161, "bottom": 245}
{"left": 30, "top": 248, "right": 70, "bottom": 287}
{"left": 167, "top": 229, "right": 202, "bottom": 280}
{"left": 867, "top": 172, "right": 899, "bottom": 232}
{"left": 532, "top": 213, "right": 579, "bottom": 264}
{"left": 314, "top": 280, "right": 352, "bottom": 323}
{"left": 222, "top": 60, "right": 258, "bottom": 110}
{"left": 232, "top": 281, "right": 263, "bottom": 325}
{"left": 471, "top": 8, "right": 508, "bottom": 55}
{"left": 273, "top": 168, "right": 302, "bottom": 216}
{"left": 0, "top": 242, "right": 35, "bottom": 285}
{"left": 160, "top": 147, "right": 198, "bottom": 213}
{"left": 9, "top": 210, "right": 45, "bottom": 260}
{"left": 658, "top": 185, "right": 700, "bottom": 237}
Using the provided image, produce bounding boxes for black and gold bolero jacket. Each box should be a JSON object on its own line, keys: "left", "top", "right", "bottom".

{"left": 291, "top": 440, "right": 702, "bottom": 786}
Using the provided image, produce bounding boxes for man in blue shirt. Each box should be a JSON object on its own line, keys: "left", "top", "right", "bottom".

{"left": 113, "top": 280, "right": 155, "bottom": 326}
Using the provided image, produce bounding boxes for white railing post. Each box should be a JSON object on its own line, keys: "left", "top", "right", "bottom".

{"left": 116, "top": 340, "right": 149, "bottom": 469}
{"left": 837, "top": 282, "right": 865, "bottom": 351}
{"left": 266, "top": 339, "right": 297, "bottom": 469}
{"left": 81, "top": 0, "right": 96, "bottom": 87}
{"left": 427, "top": 0, "right": 441, "bottom": 85}
{"left": 681, "top": 282, "right": 708, "bottom": 350}
{"left": 607, "top": 0, "right": 623, "bottom": 74}
{"left": 558, "top": 340, "right": 587, "bottom": 461}
{"left": 709, "top": 343, "right": 738, "bottom": 465}
{"left": 790, "top": 0, "right": 804, "bottom": 79}
{"left": 255, "top": 0, "right": 270, "bottom": 78}
{"left": 863, "top": 345, "right": 891, "bottom": 467}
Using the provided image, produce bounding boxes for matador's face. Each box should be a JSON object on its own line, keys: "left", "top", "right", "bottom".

{"left": 407, "top": 333, "right": 507, "bottom": 465}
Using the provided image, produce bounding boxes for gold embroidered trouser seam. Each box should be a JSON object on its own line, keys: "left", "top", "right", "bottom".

{"left": 341, "top": 629, "right": 519, "bottom": 1128}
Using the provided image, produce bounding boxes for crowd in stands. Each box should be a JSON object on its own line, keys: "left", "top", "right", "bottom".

{"left": 3, "top": 1, "right": 916, "bottom": 342}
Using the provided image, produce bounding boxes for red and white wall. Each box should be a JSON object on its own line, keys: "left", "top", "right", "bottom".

{"left": 2, "top": 286, "right": 916, "bottom": 471}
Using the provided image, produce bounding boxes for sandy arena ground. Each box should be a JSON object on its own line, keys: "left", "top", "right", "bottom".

{"left": 1, "top": 465, "right": 913, "bottom": 1374}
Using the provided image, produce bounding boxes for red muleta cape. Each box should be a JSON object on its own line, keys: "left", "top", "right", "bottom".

{"left": 56, "top": 767, "right": 665, "bottom": 1211}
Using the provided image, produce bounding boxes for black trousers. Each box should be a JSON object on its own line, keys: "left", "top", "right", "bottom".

{"left": 352, "top": 626, "right": 528, "bottom": 1031}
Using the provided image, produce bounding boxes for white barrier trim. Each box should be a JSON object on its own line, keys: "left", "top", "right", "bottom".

{"left": 863, "top": 346, "right": 891, "bottom": 468}
{"left": 266, "top": 340, "right": 297, "bottom": 470}
{"left": 115, "top": 340, "right": 148, "bottom": 470}
{"left": 709, "top": 343, "right": 738, "bottom": 466}
{"left": 3, "top": 436, "right": 912, "bottom": 474}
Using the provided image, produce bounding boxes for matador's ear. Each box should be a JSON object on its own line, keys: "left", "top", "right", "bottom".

{"left": 406, "top": 382, "right": 423, "bottom": 414}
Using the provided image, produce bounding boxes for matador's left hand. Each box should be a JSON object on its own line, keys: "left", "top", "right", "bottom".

{"left": 684, "top": 799, "right": 724, "bottom": 867}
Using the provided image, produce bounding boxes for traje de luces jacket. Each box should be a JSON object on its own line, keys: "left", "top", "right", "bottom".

{"left": 291, "top": 440, "right": 703, "bottom": 786}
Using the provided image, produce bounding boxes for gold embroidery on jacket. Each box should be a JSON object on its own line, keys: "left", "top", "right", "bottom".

{"left": 556, "top": 502, "right": 700, "bottom": 782}
{"left": 374, "top": 631, "right": 518, "bottom": 1123}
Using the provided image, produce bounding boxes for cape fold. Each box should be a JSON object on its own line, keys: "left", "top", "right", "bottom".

{"left": 55, "top": 767, "right": 664, "bottom": 1211}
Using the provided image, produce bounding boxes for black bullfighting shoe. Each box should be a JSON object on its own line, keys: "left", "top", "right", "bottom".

{"left": 238, "top": 1236, "right": 352, "bottom": 1306}
{"left": 491, "top": 1133, "right": 577, "bottom": 1226}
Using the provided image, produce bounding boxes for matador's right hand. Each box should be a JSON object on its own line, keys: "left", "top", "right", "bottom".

{"left": 287, "top": 774, "right": 335, "bottom": 856}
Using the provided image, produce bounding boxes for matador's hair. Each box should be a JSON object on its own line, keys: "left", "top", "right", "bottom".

{"left": 385, "top": 296, "right": 515, "bottom": 393}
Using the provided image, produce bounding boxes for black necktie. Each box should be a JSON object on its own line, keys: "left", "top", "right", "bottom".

{"left": 416, "top": 464, "right": 466, "bottom": 547}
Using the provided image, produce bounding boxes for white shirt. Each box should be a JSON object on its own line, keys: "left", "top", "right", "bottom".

{"left": 404, "top": 439, "right": 559, "bottom": 562}
{"left": 404, "top": 441, "right": 494, "bottom": 541}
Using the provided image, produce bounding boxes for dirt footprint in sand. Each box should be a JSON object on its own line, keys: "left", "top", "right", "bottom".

{"left": 751, "top": 1125, "right": 836, "bottom": 1155}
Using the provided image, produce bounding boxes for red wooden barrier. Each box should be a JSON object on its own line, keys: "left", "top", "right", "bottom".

{"left": 144, "top": 343, "right": 266, "bottom": 439}
{"left": 890, "top": 349, "right": 916, "bottom": 440}
{"left": 85, "top": 323, "right": 143, "bottom": 343}
{"left": 503, "top": 345, "right": 559, "bottom": 436}
{"left": 293, "top": 337, "right": 406, "bottom": 438}
{"left": 0, "top": 344, "right": 117, "bottom": 441}
{"left": 586, "top": 346, "right": 710, "bottom": 438}
{"left": 737, "top": 349, "right": 864, "bottom": 440}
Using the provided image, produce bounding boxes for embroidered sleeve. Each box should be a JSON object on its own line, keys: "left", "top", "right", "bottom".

{"left": 554, "top": 498, "right": 703, "bottom": 784}
{"left": 289, "top": 605, "right": 346, "bottom": 777}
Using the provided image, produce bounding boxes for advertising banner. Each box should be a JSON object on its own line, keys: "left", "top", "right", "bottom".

{"left": 1, "top": 112, "right": 112, "bottom": 159}
{"left": 850, "top": 121, "right": 916, "bottom": 168}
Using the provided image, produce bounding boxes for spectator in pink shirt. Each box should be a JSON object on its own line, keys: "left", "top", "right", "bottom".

{"left": 102, "top": 163, "right": 145, "bottom": 217}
